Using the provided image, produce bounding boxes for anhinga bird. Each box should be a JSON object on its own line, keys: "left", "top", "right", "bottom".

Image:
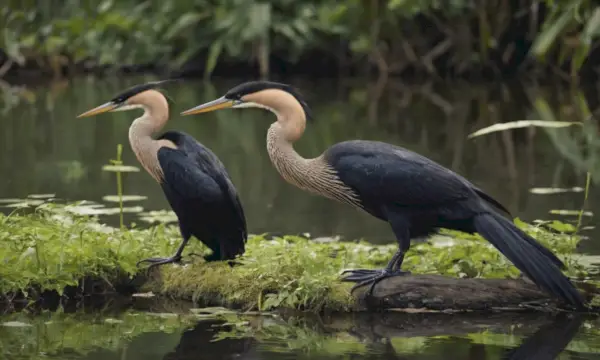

{"left": 180, "top": 81, "right": 585, "bottom": 309}
{"left": 77, "top": 80, "right": 247, "bottom": 270}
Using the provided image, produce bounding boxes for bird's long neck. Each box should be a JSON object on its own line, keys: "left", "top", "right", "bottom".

{"left": 128, "top": 98, "right": 174, "bottom": 183}
{"left": 265, "top": 99, "right": 361, "bottom": 209}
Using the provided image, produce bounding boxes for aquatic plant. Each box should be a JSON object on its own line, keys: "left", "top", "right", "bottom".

{"left": 0, "top": 190, "right": 596, "bottom": 311}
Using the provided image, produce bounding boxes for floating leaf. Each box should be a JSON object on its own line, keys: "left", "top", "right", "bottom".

{"left": 0, "top": 198, "right": 25, "bottom": 204}
{"left": 549, "top": 210, "right": 594, "bottom": 217}
{"left": 3, "top": 200, "right": 45, "bottom": 208}
{"left": 190, "top": 307, "right": 236, "bottom": 315}
{"left": 102, "top": 165, "right": 140, "bottom": 172}
{"left": 468, "top": 120, "right": 581, "bottom": 139}
{"left": 138, "top": 210, "right": 178, "bottom": 224}
{"left": 529, "top": 187, "right": 584, "bottom": 194}
{"left": 27, "top": 194, "right": 55, "bottom": 199}
{"left": 102, "top": 195, "right": 147, "bottom": 203}
{"left": 65, "top": 205, "right": 143, "bottom": 216}
{"left": 132, "top": 292, "right": 155, "bottom": 298}
{"left": 1, "top": 321, "right": 32, "bottom": 327}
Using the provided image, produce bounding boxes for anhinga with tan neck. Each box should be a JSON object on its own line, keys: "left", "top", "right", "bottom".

{"left": 180, "top": 81, "right": 585, "bottom": 310}
{"left": 77, "top": 80, "right": 247, "bottom": 270}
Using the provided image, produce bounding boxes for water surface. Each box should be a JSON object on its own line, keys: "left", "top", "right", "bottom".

{"left": 0, "top": 301, "right": 598, "bottom": 359}
{"left": 0, "top": 76, "right": 598, "bottom": 253}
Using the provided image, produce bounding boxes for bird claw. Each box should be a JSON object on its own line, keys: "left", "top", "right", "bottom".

{"left": 340, "top": 268, "right": 411, "bottom": 296}
{"left": 136, "top": 255, "right": 182, "bottom": 271}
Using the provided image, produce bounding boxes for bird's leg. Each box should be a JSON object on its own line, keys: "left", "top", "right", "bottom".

{"left": 340, "top": 217, "right": 411, "bottom": 296}
{"left": 137, "top": 237, "right": 190, "bottom": 270}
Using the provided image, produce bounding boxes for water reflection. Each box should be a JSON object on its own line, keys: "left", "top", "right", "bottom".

{"left": 0, "top": 301, "right": 597, "bottom": 360}
{"left": 0, "top": 76, "right": 598, "bottom": 253}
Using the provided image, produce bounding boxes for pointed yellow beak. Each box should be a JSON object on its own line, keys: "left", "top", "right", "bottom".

{"left": 77, "top": 102, "right": 118, "bottom": 118}
{"left": 180, "top": 96, "right": 234, "bottom": 116}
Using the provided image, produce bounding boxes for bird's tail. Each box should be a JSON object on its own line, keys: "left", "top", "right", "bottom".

{"left": 473, "top": 212, "right": 585, "bottom": 309}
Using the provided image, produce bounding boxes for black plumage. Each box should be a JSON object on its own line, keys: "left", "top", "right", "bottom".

{"left": 77, "top": 80, "right": 247, "bottom": 270}
{"left": 156, "top": 131, "right": 247, "bottom": 263}
{"left": 325, "top": 140, "right": 583, "bottom": 308}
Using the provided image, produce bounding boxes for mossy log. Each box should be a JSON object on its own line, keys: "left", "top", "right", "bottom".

{"left": 351, "top": 274, "right": 571, "bottom": 312}
{"left": 144, "top": 269, "right": 596, "bottom": 313}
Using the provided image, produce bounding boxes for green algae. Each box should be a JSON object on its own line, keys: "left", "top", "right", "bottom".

{"left": 0, "top": 202, "right": 597, "bottom": 312}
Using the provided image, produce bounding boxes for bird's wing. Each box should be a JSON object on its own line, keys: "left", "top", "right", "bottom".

{"left": 157, "top": 147, "right": 247, "bottom": 245}
{"left": 325, "top": 141, "right": 480, "bottom": 208}
{"left": 176, "top": 139, "right": 248, "bottom": 239}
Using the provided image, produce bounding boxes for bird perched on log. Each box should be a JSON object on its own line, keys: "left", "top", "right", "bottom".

{"left": 179, "top": 80, "right": 585, "bottom": 310}
{"left": 77, "top": 80, "right": 247, "bottom": 270}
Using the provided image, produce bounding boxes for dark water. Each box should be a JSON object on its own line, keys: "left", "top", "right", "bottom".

{"left": 0, "top": 75, "right": 598, "bottom": 252}
{"left": 0, "top": 300, "right": 599, "bottom": 360}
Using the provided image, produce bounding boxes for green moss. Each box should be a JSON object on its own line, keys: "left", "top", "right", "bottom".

{"left": 0, "top": 203, "right": 595, "bottom": 312}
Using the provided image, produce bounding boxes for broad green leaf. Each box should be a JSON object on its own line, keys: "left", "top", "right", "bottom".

{"left": 468, "top": 120, "right": 581, "bottom": 138}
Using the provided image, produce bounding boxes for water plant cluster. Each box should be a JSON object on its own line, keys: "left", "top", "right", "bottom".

{"left": 0, "top": 199, "right": 595, "bottom": 312}
{"left": 3, "top": 0, "right": 599, "bottom": 79}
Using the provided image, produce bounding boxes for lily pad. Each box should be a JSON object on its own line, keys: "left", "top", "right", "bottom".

{"left": 27, "top": 193, "right": 56, "bottom": 199}
{"left": 138, "top": 210, "right": 178, "bottom": 224}
{"left": 65, "top": 205, "right": 143, "bottom": 216}
{"left": 0, "top": 198, "right": 25, "bottom": 204}
{"left": 1, "top": 321, "right": 32, "bottom": 328}
{"left": 132, "top": 292, "right": 155, "bottom": 298}
{"left": 190, "top": 307, "right": 236, "bottom": 315}
{"left": 102, "top": 195, "right": 148, "bottom": 203}
{"left": 549, "top": 209, "right": 594, "bottom": 217}
{"left": 529, "top": 187, "right": 584, "bottom": 194}
{"left": 102, "top": 165, "right": 140, "bottom": 172}
{"left": 3, "top": 200, "right": 45, "bottom": 208}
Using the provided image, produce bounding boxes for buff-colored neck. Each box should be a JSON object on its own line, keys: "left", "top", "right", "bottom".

{"left": 243, "top": 89, "right": 361, "bottom": 208}
{"left": 127, "top": 90, "right": 175, "bottom": 183}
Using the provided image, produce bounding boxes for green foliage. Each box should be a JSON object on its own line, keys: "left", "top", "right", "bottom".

{"left": 150, "top": 218, "right": 589, "bottom": 312}
{"left": 2, "top": 0, "right": 599, "bottom": 78}
{"left": 0, "top": 201, "right": 593, "bottom": 311}
{"left": 0, "top": 203, "right": 187, "bottom": 298}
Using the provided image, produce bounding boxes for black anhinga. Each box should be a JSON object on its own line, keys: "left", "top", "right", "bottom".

{"left": 179, "top": 80, "right": 585, "bottom": 310}
{"left": 77, "top": 80, "right": 247, "bottom": 270}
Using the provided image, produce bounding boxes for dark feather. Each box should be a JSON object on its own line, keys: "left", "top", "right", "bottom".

{"left": 224, "top": 81, "right": 313, "bottom": 121}
{"left": 110, "top": 79, "right": 181, "bottom": 104}
{"left": 157, "top": 131, "right": 247, "bottom": 260}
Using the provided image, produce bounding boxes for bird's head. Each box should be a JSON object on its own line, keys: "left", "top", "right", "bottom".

{"left": 76, "top": 79, "right": 177, "bottom": 118}
{"left": 180, "top": 81, "right": 313, "bottom": 121}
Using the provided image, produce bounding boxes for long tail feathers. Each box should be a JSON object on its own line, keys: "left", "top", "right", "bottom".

{"left": 473, "top": 212, "right": 585, "bottom": 309}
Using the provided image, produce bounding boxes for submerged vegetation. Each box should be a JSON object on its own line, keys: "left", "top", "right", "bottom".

{"left": 1, "top": 306, "right": 599, "bottom": 358}
{"left": 0, "top": 200, "right": 597, "bottom": 312}
{"left": 3, "top": 0, "right": 600, "bottom": 79}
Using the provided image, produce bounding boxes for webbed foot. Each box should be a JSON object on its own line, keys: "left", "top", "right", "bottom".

{"left": 340, "top": 268, "right": 411, "bottom": 296}
{"left": 137, "top": 255, "right": 182, "bottom": 271}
